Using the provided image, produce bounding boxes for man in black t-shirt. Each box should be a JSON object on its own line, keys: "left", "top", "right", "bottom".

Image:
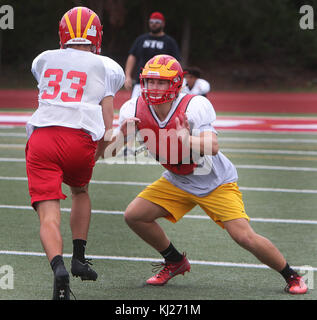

{"left": 124, "top": 12, "right": 181, "bottom": 98}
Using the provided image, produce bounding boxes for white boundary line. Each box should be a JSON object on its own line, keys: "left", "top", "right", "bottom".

{"left": 1, "top": 176, "right": 317, "bottom": 194}
{"left": 235, "top": 165, "right": 317, "bottom": 172}
{"left": 0, "top": 158, "right": 25, "bottom": 162}
{"left": 239, "top": 186, "right": 317, "bottom": 194}
{"left": 1, "top": 127, "right": 317, "bottom": 135}
{"left": 2, "top": 132, "right": 317, "bottom": 144}
{"left": 2, "top": 146, "right": 317, "bottom": 155}
{"left": 0, "top": 144, "right": 24, "bottom": 148}
{"left": 0, "top": 132, "right": 26, "bottom": 137}
{"left": 219, "top": 137, "right": 317, "bottom": 143}
{"left": 217, "top": 130, "right": 317, "bottom": 134}
{"left": 2, "top": 157, "right": 317, "bottom": 173}
{"left": 222, "top": 148, "right": 317, "bottom": 155}
{"left": 0, "top": 249, "right": 316, "bottom": 272}
{"left": 1, "top": 204, "right": 316, "bottom": 225}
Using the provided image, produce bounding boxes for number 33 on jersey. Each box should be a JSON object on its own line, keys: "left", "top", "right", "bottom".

{"left": 41, "top": 68, "right": 87, "bottom": 102}
{"left": 28, "top": 47, "right": 125, "bottom": 141}
{"left": 32, "top": 48, "right": 124, "bottom": 106}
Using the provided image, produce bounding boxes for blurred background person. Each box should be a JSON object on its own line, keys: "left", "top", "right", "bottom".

{"left": 182, "top": 66, "right": 211, "bottom": 97}
{"left": 124, "top": 11, "right": 180, "bottom": 98}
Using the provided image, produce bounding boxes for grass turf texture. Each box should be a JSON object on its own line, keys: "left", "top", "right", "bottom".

{"left": 0, "top": 125, "right": 316, "bottom": 300}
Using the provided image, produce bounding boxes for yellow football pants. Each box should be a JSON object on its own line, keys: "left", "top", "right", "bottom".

{"left": 137, "top": 177, "right": 249, "bottom": 228}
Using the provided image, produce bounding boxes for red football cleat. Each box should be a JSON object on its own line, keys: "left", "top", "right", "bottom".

{"left": 146, "top": 254, "right": 191, "bottom": 286}
{"left": 284, "top": 275, "right": 308, "bottom": 294}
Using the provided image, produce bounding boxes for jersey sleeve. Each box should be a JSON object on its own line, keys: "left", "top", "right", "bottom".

{"left": 31, "top": 51, "right": 48, "bottom": 83}
{"left": 186, "top": 95, "right": 217, "bottom": 134}
{"left": 100, "top": 57, "right": 125, "bottom": 98}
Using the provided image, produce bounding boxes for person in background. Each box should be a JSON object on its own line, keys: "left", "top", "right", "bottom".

{"left": 182, "top": 66, "right": 211, "bottom": 97}
{"left": 25, "top": 7, "right": 124, "bottom": 300}
{"left": 124, "top": 11, "right": 180, "bottom": 98}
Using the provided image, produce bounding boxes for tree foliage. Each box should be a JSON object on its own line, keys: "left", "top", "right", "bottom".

{"left": 1, "top": 0, "right": 317, "bottom": 73}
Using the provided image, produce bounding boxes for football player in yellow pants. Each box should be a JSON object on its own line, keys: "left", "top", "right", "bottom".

{"left": 111, "top": 54, "right": 307, "bottom": 294}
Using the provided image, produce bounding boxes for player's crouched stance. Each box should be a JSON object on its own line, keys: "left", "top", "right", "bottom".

{"left": 108, "top": 54, "right": 307, "bottom": 294}
{"left": 25, "top": 7, "right": 124, "bottom": 299}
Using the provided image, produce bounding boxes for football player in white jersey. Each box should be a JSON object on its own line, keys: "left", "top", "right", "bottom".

{"left": 25, "top": 7, "right": 124, "bottom": 299}
{"left": 182, "top": 66, "right": 210, "bottom": 96}
{"left": 108, "top": 54, "right": 307, "bottom": 294}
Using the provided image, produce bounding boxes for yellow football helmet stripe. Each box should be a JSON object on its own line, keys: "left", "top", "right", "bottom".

{"left": 76, "top": 7, "right": 82, "bottom": 38}
{"left": 151, "top": 55, "right": 163, "bottom": 66}
{"left": 146, "top": 55, "right": 178, "bottom": 77}
{"left": 82, "top": 13, "right": 96, "bottom": 39}
{"left": 166, "top": 59, "right": 177, "bottom": 70}
{"left": 64, "top": 13, "right": 75, "bottom": 39}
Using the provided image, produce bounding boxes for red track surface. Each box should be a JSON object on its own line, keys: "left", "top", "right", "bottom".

{"left": 0, "top": 89, "right": 316, "bottom": 113}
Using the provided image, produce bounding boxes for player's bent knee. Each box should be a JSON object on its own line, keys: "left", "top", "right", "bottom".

{"left": 124, "top": 204, "right": 150, "bottom": 225}
{"left": 124, "top": 208, "right": 138, "bottom": 226}
{"left": 71, "top": 185, "right": 89, "bottom": 196}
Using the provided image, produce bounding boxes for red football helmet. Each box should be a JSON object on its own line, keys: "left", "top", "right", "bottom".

{"left": 59, "top": 7, "right": 103, "bottom": 54}
{"left": 140, "top": 55, "right": 184, "bottom": 105}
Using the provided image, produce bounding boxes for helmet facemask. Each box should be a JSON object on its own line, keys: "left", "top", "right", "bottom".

{"left": 140, "top": 76, "right": 182, "bottom": 105}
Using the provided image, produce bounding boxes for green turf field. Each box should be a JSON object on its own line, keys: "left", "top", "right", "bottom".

{"left": 0, "top": 124, "right": 316, "bottom": 301}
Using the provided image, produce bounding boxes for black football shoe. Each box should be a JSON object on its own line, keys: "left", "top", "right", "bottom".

{"left": 52, "top": 265, "right": 70, "bottom": 300}
{"left": 71, "top": 258, "right": 98, "bottom": 281}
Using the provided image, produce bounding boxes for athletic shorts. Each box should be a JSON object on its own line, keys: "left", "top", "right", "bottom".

{"left": 25, "top": 126, "right": 97, "bottom": 208}
{"left": 137, "top": 176, "right": 249, "bottom": 228}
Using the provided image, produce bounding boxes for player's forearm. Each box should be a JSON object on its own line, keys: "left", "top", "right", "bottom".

{"left": 94, "top": 96, "right": 114, "bottom": 160}
{"left": 102, "top": 102, "right": 114, "bottom": 134}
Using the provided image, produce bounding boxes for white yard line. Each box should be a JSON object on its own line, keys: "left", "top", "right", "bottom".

{"left": 0, "top": 144, "right": 25, "bottom": 148}
{"left": 0, "top": 133, "right": 26, "bottom": 137}
{"left": 1, "top": 176, "right": 317, "bottom": 194}
{"left": 2, "top": 157, "right": 317, "bottom": 173}
{"left": 239, "top": 186, "right": 317, "bottom": 194}
{"left": 0, "top": 158, "right": 25, "bottom": 162}
{"left": 1, "top": 204, "right": 316, "bottom": 225}
{"left": 0, "top": 249, "right": 315, "bottom": 272}
{"left": 235, "top": 165, "right": 317, "bottom": 172}
{"left": 219, "top": 137, "right": 317, "bottom": 143}
{"left": 2, "top": 132, "right": 317, "bottom": 144}
{"left": 222, "top": 148, "right": 317, "bottom": 155}
{"left": 217, "top": 130, "right": 317, "bottom": 135}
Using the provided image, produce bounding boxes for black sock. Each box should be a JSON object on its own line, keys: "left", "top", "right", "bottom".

{"left": 50, "top": 255, "right": 64, "bottom": 274}
{"left": 280, "top": 263, "right": 298, "bottom": 281}
{"left": 160, "top": 242, "right": 183, "bottom": 262}
{"left": 72, "top": 239, "right": 87, "bottom": 262}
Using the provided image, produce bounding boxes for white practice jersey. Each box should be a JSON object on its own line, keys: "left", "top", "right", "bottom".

{"left": 118, "top": 93, "right": 238, "bottom": 196}
{"left": 182, "top": 78, "right": 211, "bottom": 96}
{"left": 27, "top": 48, "right": 125, "bottom": 141}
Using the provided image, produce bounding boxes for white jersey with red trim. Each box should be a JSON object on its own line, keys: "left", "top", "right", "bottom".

{"left": 27, "top": 48, "right": 125, "bottom": 141}
{"left": 118, "top": 93, "right": 238, "bottom": 196}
